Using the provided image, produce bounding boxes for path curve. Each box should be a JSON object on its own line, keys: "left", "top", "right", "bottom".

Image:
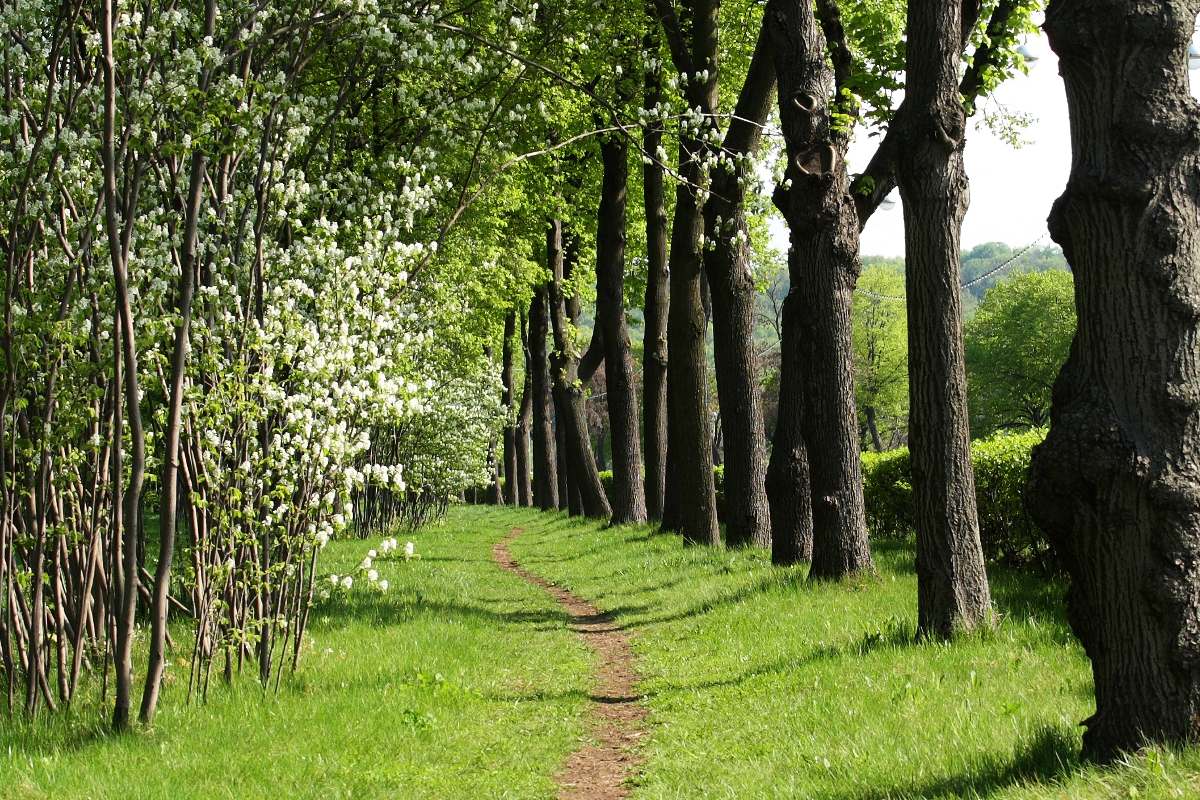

{"left": 493, "top": 528, "right": 647, "bottom": 800}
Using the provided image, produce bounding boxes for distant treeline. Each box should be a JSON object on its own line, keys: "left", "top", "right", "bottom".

{"left": 862, "top": 241, "right": 1068, "bottom": 305}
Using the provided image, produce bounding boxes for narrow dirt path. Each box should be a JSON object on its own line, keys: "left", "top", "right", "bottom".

{"left": 493, "top": 528, "right": 648, "bottom": 800}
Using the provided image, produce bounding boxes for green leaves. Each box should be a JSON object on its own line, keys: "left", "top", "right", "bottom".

{"left": 965, "top": 268, "right": 1075, "bottom": 436}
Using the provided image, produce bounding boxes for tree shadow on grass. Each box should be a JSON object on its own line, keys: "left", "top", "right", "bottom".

{"left": 0, "top": 714, "right": 123, "bottom": 761}
{"left": 634, "top": 623, "right": 920, "bottom": 699}
{"left": 612, "top": 568, "right": 872, "bottom": 631}
{"left": 310, "top": 594, "right": 572, "bottom": 632}
{"left": 821, "top": 725, "right": 1082, "bottom": 800}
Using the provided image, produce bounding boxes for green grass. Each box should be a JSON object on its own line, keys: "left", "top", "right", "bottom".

{"left": 500, "top": 506, "right": 1200, "bottom": 800}
{"left": 4, "top": 504, "right": 1200, "bottom": 799}
{"left": 0, "top": 511, "right": 592, "bottom": 799}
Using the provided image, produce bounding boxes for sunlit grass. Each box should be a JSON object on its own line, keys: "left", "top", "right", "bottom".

{"left": 503, "top": 506, "right": 1200, "bottom": 800}
{"left": 0, "top": 511, "right": 591, "bottom": 799}
{"left": 4, "top": 504, "right": 1199, "bottom": 799}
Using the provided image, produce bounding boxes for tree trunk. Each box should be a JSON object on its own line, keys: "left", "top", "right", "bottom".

{"left": 642, "top": 25, "right": 670, "bottom": 522}
{"left": 766, "top": 291, "right": 814, "bottom": 564}
{"left": 766, "top": 0, "right": 872, "bottom": 578}
{"left": 864, "top": 405, "right": 884, "bottom": 452}
{"left": 484, "top": 343, "right": 502, "bottom": 506}
{"left": 102, "top": 0, "right": 145, "bottom": 729}
{"left": 666, "top": 144, "right": 719, "bottom": 546}
{"left": 596, "top": 136, "right": 648, "bottom": 524}
{"left": 652, "top": 0, "right": 721, "bottom": 546}
{"left": 501, "top": 310, "right": 518, "bottom": 506}
{"left": 1027, "top": 0, "right": 1200, "bottom": 762}
{"left": 547, "top": 221, "right": 611, "bottom": 519}
{"left": 896, "top": 0, "right": 992, "bottom": 639}
{"left": 703, "top": 24, "right": 774, "bottom": 548}
{"left": 661, "top": 396, "right": 682, "bottom": 532}
{"left": 529, "top": 286, "right": 560, "bottom": 510}
{"left": 142, "top": 149, "right": 205, "bottom": 725}
{"left": 555, "top": 393, "right": 572, "bottom": 512}
{"left": 516, "top": 311, "right": 534, "bottom": 507}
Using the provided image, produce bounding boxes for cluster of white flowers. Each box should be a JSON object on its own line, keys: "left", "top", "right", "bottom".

{"left": 0, "top": 0, "right": 523, "bottom": 697}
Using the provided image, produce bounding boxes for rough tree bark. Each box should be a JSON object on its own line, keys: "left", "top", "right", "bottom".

{"left": 547, "top": 221, "right": 611, "bottom": 519}
{"left": 1027, "top": 0, "right": 1200, "bottom": 762}
{"left": 554, "top": 392, "right": 574, "bottom": 513}
{"left": 765, "top": 0, "right": 872, "bottom": 577}
{"left": 642, "top": 18, "right": 670, "bottom": 522}
{"left": 501, "top": 310, "right": 518, "bottom": 506}
{"left": 654, "top": 0, "right": 720, "bottom": 546}
{"left": 895, "top": 0, "right": 992, "bottom": 638}
{"left": 767, "top": 293, "right": 814, "bottom": 564}
{"left": 703, "top": 23, "right": 775, "bottom": 548}
{"left": 528, "top": 285, "right": 560, "bottom": 509}
{"left": 595, "top": 134, "right": 648, "bottom": 524}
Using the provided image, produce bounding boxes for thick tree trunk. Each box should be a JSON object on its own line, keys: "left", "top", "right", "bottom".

{"left": 529, "top": 286, "right": 560, "bottom": 509}
{"left": 501, "top": 310, "right": 518, "bottom": 506}
{"left": 766, "top": 0, "right": 872, "bottom": 578}
{"left": 766, "top": 291, "right": 814, "bottom": 564}
{"left": 666, "top": 145, "right": 719, "bottom": 546}
{"left": 896, "top": 0, "right": 992, "bottom": 639}
{"left": 642, "top": 30, "right": 670, "bottom": 522}
{"left": 1027, "top": 0, "right": 1200, "bottom": 762}
{"left": 595, "top": 136, "right": 648, "bottom": 524}
{"left": 547, "top": 221, "right": 611, "bottom": 519}
{"left": 554, "top": 394, "right": 572, "bottom": 512}
{"left": 661, "top": 400, "right": 682, "bottom": 532}
{"left": 655, "top": 0, "right": 720, "bottom": 546}
{"left": 703, "top": 25, "right": 774, "bottom": 548}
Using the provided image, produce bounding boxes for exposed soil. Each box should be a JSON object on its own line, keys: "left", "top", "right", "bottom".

{"left": 493, "top": 528, "right": 648, "bottom": 800}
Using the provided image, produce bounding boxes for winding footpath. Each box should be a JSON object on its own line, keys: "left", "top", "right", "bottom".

{"left": 492, "top": 529, "right": 648, "bottom": 800}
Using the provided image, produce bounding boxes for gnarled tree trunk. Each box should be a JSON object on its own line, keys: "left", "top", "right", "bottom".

{"left": 766, "top": 0, "right": 872, "bottom": 577}
{"left": 1027, "top": 0, "right": 1200, "bottom": 762}
{"left": 896, "top": 0, "right": 992, "bottom": 638}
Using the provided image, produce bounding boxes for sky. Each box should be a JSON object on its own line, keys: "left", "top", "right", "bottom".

{"left": 769, "top": 24, "right": 1200, "bottom": 259}
{"left": 852, "top": 29, "right": 1069, "bottom": 257}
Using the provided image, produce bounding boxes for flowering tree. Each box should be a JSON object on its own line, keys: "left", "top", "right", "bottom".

{"left": 1, "top": 0, "right": 550, "bottom": 727}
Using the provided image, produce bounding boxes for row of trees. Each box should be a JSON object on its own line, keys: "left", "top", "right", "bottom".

{"left": 478, "top": 0, "right": 1200, "bottom": 764}
{"left": 5, "top": 0, "right": 1199, "bottom": 767}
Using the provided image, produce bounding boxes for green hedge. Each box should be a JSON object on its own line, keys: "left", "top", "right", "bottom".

{"left": 861, "top": 429, "right": 1052, "bottom": 569}
{"left": 598, "top": 467, "right": 726, "bottom": 517}
{"left": 571, "top": 433, "right": 1052, "bottom": 570}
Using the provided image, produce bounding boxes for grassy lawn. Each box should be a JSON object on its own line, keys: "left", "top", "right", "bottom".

{"left": 501, "top": 506, "right": 1200, "bottom": 800}
{"left": 0, "top": 510, "right": 592, "bottom": 799}
{"left": 4, "top": 504, "right": 1200, "bottom": 799}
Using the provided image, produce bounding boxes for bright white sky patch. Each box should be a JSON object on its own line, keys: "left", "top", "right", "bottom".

{"left": 770, "top": 23, "right": 1200, "bottom": 259}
